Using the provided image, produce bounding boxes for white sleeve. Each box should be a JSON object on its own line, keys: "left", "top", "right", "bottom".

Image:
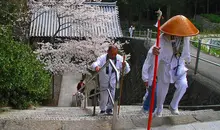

{"left": 183, "top": 37, "right": 191, "bottom": 63}
{"left": 124, "top": 61, "right": 130, "bottom": 74}
{"left": 91, "top": 54, "right": 105, "bottom": 71}
{"left": 142, "top": 52, "right": 153, "bottom": 82}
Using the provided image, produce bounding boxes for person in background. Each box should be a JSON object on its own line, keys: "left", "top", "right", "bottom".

{"left": 75, "top": 79, "right": 85, "bottom": 107}
{"left": 77, "top": 80, "right": 85, "bottom": 94}
{"left": 129, "top": 25, "right": 135, "bottom": 38}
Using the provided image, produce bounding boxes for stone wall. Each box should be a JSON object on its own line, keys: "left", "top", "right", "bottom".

{"left": 45, "top": 74, "right": 62, "bottom": 106}
{"left": 164, "top": 69, "right": 220, "bottom": 110}
{"left": 118, "top": 38, "right": 153, "bottom": 105}
{"left": 53, "top": 74, "right": 63, "bottom": 106}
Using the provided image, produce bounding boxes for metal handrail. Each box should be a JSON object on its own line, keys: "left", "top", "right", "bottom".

{"left": 73, "top": 59, "right": 119, "bottom": 94}
{"left": 190, "top": 40, "right": 220, "bottom": 48}
{"left": 73, "top": 60, "right": 110, "bottom": 95}
{"left": 75, "top": 88, "right": 114, "bottom": 105}
{"left": 86, "top": 59, "right": 119, "bottom": 104}
{"left": 191, "top": 54, "right": 220, "bottom": 67}
{"left": 199, "top": 34, "right": 220, "bottom": 39}
{"left": 190, "top": 39, "right": 220, "bottom": 74}
{"left": 72, "top": 61, "right": 110, "bottom": 108}
{"left": 201, "top": 43, "right": 220, "bottom": 48}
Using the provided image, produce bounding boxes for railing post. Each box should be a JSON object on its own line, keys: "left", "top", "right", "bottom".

{"left": 75, "top": 94, "right": 78, "bottom": 107}
{"left": 83, "top": 83, "right": 87, "bottom": 109}
{"left": 92, "top": 76, "right": 99, "bottom": 116}
{"left": 194, "top": 39, "right": 202, "bottom": 75}
{"left": 147, "top": 29, "right": 149, "bottom": 36}
{"left": 147, "top": 29, "right": 151, "bottom": 44}
{"left": 149, "top": 30, "right": 152, "bottom": 44}
{"left": 208, "top": 39, "right": 212, "bottom": 54}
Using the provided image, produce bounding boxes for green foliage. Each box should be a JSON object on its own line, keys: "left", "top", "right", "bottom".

{"left": 210, "top": 48, "right": 220, "bottom": 57}
{"left": 191, "top": 19, "right": 203, "bottom": 32}
{"left": 0, "top": 26, "right": 51, "bottom": 109}
{"left": 192, "top": 40, "right": 220, "bottom": 58}
{"left": 202, "top": 27, "right": 220, "bottom": 34}
{"left": 0, "top": 0, "right": 19, "bottom": 25}
{"left": 201, "top": 14, "right": 220, "bottom": 23}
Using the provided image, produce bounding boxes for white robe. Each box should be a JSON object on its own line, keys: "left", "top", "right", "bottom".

{"left": 142, "top": 34, "right": 191, "bottom": 112}
{"left": 157, "top": 34, "right": 191, "bottom": 83}
{"left": 91, "top": 54, "right": 130, "bottom": 88}
{"left": 91, "top": 54, "right": 130, "bottom": 111}
{"left": 142, "top": 34, "right": 191, "bottom": 84}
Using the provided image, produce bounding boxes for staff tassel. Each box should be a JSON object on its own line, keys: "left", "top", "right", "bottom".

{"left": 147, "top": 9, "right": 162, "bottom": 130}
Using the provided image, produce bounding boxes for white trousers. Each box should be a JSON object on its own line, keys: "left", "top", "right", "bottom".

{"left": 129, "top": 32, "right": 133, "bottom": 38}
{"left": 100, "top": 86, "right": 115, "bottom": 111}
{"left": 156, "top": 73, "right": 188, "bottom": 113}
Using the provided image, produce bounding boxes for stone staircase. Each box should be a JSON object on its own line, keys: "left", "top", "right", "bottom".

{"left": 1, "top": 106, "right": 220, "bottom": 130}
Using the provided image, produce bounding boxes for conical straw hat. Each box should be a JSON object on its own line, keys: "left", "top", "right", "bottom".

{"left": 160, "top": 15, "right": 199, "bottom": 37}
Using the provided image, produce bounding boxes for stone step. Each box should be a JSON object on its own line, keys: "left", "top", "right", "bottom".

{"left": 0, "top": 106, "right": 220, "bottom": 130}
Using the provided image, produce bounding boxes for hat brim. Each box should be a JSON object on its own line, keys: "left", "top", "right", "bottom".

{"left": 160, "top": 15, "right": 199, "bottom": 37}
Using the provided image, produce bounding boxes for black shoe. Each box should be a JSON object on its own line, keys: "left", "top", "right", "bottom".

{"left": 100, "top": 110, "right": 105, "bottom": 115}
{"left": 106, "top": 109, "right": 112, "bottom": 115}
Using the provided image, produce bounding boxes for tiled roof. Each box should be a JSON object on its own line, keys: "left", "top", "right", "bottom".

{"left": 29, "top": 2, "right": 123, "bottom": 38}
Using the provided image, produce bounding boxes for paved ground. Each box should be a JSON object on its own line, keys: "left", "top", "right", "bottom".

{"left": 58, "top": 72, "right": 82, "bottom": 107}
{"left": 1, "top": 106, "right": 220, "bottom": 130}
{"left": 135, "top": 120, "right": 220, "bottom": 130}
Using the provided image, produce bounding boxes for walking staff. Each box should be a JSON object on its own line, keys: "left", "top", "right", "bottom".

{"left": 118, "top": 55, "right": 126, "bottom": 115}
{"left": 147, "top": 9, "right": 162, "bottom": 130}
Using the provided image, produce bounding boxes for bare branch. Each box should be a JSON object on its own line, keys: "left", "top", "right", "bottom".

{"left": 59, "top": 25, "right": 72, "bottom": 32}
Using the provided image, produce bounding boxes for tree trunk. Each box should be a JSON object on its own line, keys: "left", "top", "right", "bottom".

{"left": 138, "top": 11, "right": 142, "bottom": 27}
{"left": 166, "top": 4, "right": 171, "bottom": 20}
{"left": 52, "top": 74, "right": 54, "bottom": 99}
{"left": 128, "top": 6, "right": 132, "bottom": 26}
{"left": 146, "top": 9, "right": 150, "bottom": 21}
{"left": 194, "top": 0, "right": 198, "bottom": 19}
{"left": 207, "top": 0, "right": 209, "bottom": 14}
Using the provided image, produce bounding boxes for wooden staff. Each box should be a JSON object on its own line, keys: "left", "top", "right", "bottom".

{"left": 147, "top": 9, "right": 162, "bottom": 130}
{"left": 117, "top": 55, "right": 126, "bottom": 115}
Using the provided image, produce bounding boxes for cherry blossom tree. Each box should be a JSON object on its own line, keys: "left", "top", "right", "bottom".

{"left": 30, "top": 0, "right": 129, "bottom": 74}
{"left": 35, "top": 37, "right": 129, "bottom": 74}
